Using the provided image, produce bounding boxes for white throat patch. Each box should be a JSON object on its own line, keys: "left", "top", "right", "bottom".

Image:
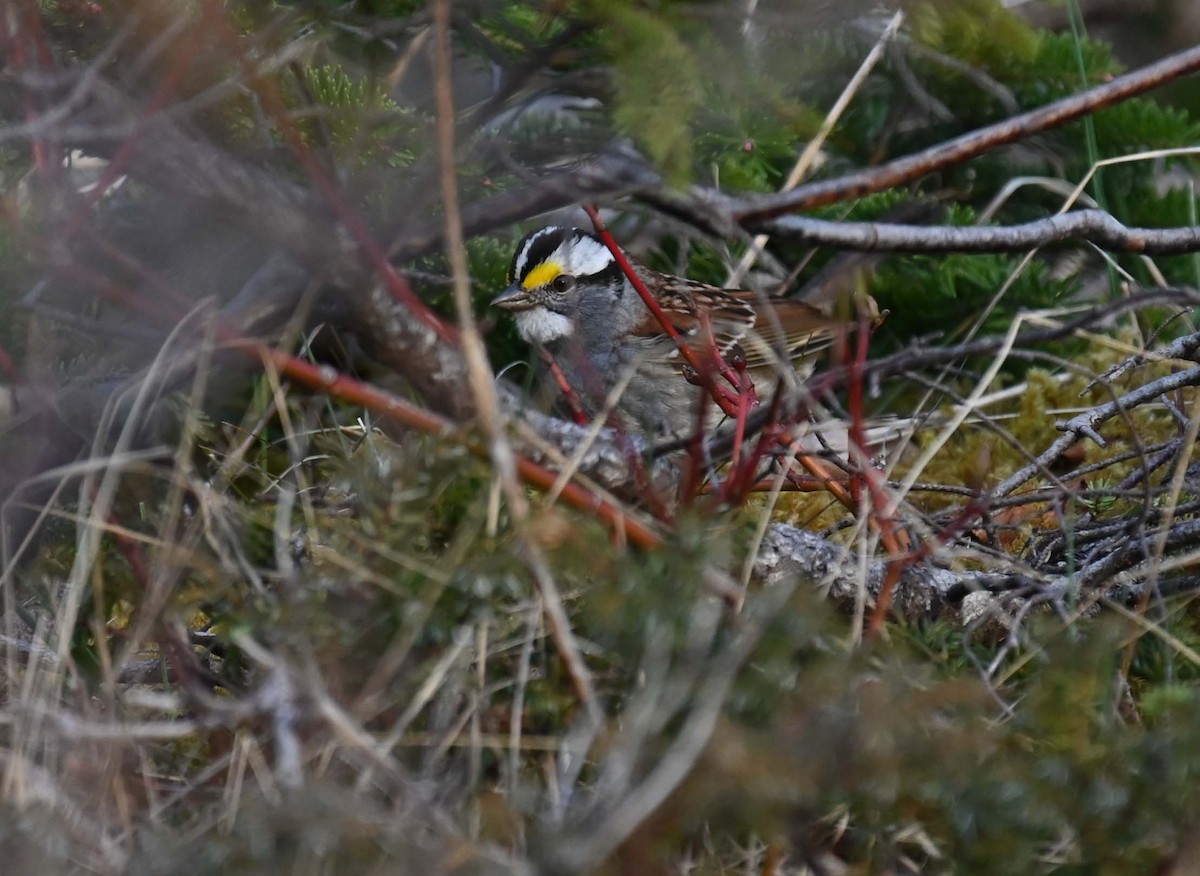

{"left": 513, "top": 308, "right": 575, "bottom": 344}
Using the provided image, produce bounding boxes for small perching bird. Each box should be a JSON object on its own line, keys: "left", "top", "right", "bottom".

{"left": 492, "top": 226, "right": 864, "bottom": 440}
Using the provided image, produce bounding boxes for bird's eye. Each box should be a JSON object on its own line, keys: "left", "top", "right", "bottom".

{"left": 550, "top": 275, "right": 574, "bottom": 293}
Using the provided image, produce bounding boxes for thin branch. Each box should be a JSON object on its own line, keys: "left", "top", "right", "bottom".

{"left": 753, "top": 209, "right": 1200, "bottom": 255}
{"left": 732, "top": 42, "right": 1200, "bottom": 219}
{"left": 994, "top": 365, "right": 1200, "bottom": 498}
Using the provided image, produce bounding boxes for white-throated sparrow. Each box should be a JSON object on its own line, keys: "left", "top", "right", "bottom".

{"left": 492, "top": 225, "right": 863, "bottom": 439}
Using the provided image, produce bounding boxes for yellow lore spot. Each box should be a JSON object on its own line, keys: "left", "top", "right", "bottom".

{"left": 522, "top": 261, "right": 562, "bottom": 290}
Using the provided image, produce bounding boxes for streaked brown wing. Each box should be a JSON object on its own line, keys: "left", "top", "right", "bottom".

{"left": 726, "top": 292, "right": 847, "bottom": 371}
{"left": 630, "top": 277, "right": 848, "bottom": 372}
{"left": 630, "top": 279, "right": 754, "bottom": 357}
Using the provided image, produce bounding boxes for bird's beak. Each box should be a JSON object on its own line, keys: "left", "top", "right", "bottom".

{"left": 491, "top": 284, "right": 536, "bottom": 311}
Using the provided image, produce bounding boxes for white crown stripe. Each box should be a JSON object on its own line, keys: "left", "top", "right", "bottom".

{"left": 513, "top": 226, "right": 564, "bottom": 282}
{"left": 543, "top": 232, "right": 613, "bottom": 279}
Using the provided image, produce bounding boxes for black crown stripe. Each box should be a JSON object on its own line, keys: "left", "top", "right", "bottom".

{"left": 509, "top": 226, "right": 573, "bottom": 284}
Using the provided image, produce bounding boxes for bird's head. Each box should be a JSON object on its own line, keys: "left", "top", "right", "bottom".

{"left": 492, "top": 226, "right": 622, "bottom": 344}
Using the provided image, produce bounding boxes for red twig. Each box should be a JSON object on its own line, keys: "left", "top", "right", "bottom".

{"left": 539, "top": 353, "right": 672, "bottom": 521}
{"left": 680, "top": 384, "right": 714, "bottom": 503}
{"left": 710, "top": 391, "right": 777, "bottom": 508}
{"left": 540, "top": 349, "right": 589, "bottom": 426}
{"left": 109, "top": 511, "right": 151, "bottom": 588}
{"left": 241, "top": 341, "right": 665, "bottom": 548}
{"left": 0, "top": 344, "right": 20, "bottom": 382}
{"left": 6, "top": 1, "right": 59, "bottom": 179}
{"left": 844, "top": 304, "right": 907, "bottom": 640}
{"left": 582, "top": 205, "right": 754, "bottom": 419}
